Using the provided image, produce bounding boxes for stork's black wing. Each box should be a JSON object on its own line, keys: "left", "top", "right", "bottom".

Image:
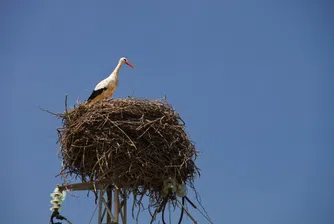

{"left": 87, "top": 87, "right": 107, "bottom": 101}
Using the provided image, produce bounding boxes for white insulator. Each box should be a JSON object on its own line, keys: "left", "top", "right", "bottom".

{"left": 176, "top": 184, "right": 187, "bottom": 197}
{"left": 163, "top": 178, "right": 176, "bottom": 187}
{"left": 162, "top": 178, "right": 177, "bottom": 196}
{"left": 50, "top": 198, "right": 61, "bottom": 204}
{"left": 50, "top": 204, "right": 62, "bottom": 212}
{"left": 53, "top": 186, "right": 61, "bottom": 194}
{"left": 50, "top": 192, "right": 62, "bottom": 198}
{"left": 162, "top": 186, "right": 168, "bottom": 196}
{"left": 50, "top": 185, "right": 66, "bottom": 212}
{"left": 163, "top": 185, "right": 175, "bottom": 196}
{"left": 60, "top": 190, "right": 66, "bottom": 201}
{"left": 51, "top": 186, "right": 66, "bottom": 200}
{"left": 169, "top": 184, "right": 176, "bottom": 193}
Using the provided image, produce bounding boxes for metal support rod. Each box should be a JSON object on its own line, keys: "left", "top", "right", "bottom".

{"left": 114, "top": 188, "right": 119, "bottom": 223}
{"left": 107, "top": 186, "right": 112, "bottom": 224}
{"left": 119, "top": 191, "right": 127, "bottom": 224}
{"left": 58, "top": 182, "right": 129, "bottom": 224}
{"left": 97, "top": 187, "right": 116, "bottom": 224}
{"left": 97, "top": 190, "right": 104, "bottom": 224}
{"left": 123, "top": 192, "right": 127, "bottom": 224}
{"left": 101, "top": 208, "right": 107, "bottom": 222}
{"left": 102, "top": 197, "right": 114, "bottom": 221}
{"left": 58, "top": 181, "right": 115, "bottom": 191}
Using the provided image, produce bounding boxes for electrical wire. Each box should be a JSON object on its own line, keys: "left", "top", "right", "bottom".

{"left": 161, "top": 199, "right": 167, "bottom": 224}
{"left": 49, "top": 210, "right": 72, "bottom": 224}
{"left": 177, "top": 197, "right": 185, "bottom": 224}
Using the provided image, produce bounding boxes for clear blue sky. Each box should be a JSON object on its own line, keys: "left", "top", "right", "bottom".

{"left": 1, "top": 0, "right": 333, "bottom": 223}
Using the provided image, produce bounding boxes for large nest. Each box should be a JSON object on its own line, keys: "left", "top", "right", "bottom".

{"left": 57, "top": 98, "right": 199, "bottom": 193}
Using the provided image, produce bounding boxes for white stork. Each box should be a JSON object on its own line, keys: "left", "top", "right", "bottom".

{"left": 87, "top": 57, "right": 134, "bottom": 104}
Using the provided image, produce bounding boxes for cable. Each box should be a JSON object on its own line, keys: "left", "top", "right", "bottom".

{"left": 161, "top": 199, "right": 167, "bottom": 224}
{"left": 177, "top": 197, "right": 185, "bottom": 224}
{"left": 50, "top": 210, "right": 72, "bottom": 224}
{"left": 184, "top": 196, "right": 213, "bottom": 224}
{"left": 175, "top": 197, "right": 198, "bottom": 224}
{"left": 168, "top": 201, "right": 171, "bottom": 224}
{"left": 185, "top": 196, "right": 197, "bottom": 209}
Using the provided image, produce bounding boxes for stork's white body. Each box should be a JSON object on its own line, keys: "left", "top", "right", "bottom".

{"left": 89, "top": 73, "right": 119, "bottom": 104}
{"left": 87, "top": 57, "right": 134, "bottom": 104}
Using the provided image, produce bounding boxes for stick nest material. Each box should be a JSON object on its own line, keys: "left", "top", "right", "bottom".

{"left": 57, "top": 98, "right": 199, "bottom": 192}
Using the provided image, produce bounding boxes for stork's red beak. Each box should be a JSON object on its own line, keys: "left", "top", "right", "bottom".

{"left": 125, "top": 61, "right": 135, "bottom": 68}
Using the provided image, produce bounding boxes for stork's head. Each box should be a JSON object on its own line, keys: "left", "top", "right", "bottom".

{"left": 120, "top": 57, "right": 135, "bottom": 68}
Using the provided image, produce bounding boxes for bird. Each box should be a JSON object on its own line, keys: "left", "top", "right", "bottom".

{"left": 87, "top": 57, "right": 134, "bottom": 104}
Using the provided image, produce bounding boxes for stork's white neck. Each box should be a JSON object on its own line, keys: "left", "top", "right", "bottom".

{"left": 110, "top": 60, "right": 123, "bottom": 77}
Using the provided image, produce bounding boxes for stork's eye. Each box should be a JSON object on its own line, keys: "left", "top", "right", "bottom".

{"left": 124, "top": 59, "right": 127, "bottom": 61}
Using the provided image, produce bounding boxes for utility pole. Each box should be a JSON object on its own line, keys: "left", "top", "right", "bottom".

{"left": 58, "top": 182, "right": 127, "bottom": 224}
